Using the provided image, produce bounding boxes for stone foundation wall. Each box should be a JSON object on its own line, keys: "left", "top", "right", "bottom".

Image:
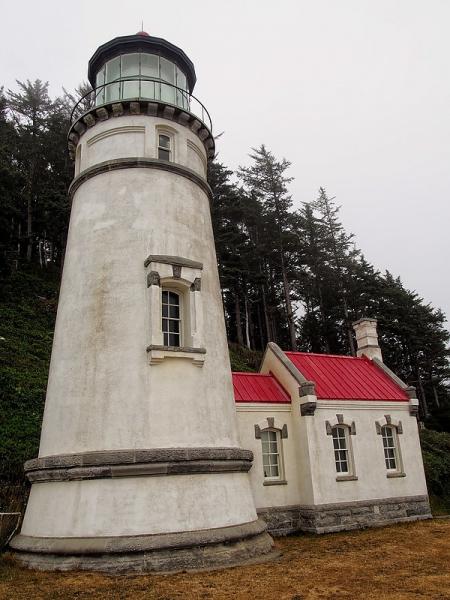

{"left": 258, "top": 495, "right": 432, "bottom": 536}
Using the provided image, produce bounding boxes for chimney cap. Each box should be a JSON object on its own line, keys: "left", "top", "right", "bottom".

{"left": 352, "top": 317, "right": 378, "bottom": 327}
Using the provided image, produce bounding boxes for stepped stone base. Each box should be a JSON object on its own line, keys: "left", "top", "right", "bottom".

{"left": 258, "top": 495, "right": 432, "bottom": 536}
{"left": 10, "top": 519, "right": 274, "bottom": 573}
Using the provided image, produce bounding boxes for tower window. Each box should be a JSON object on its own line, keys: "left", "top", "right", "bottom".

{"left": 162, "top": 290, "right": 181, "bottom": 347}
{"left": 158, "top": 134, "right": 171, "bottom": 161}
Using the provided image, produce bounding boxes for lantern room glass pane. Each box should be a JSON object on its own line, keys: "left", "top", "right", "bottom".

{"left": 121, "top": 53, "right": 140, "bottom": 99}
{"left": 176, "top": 67, "right": 188, "bottom": 109}
{"left": 140, "top": 53, "right": 159, "bottom": 100}
{"left": 141, "top": 53, "right": 159, "bottom": 78}
{"left": 96, "top": 67, "right": 105, "bottom": 105}
{"left": 160, "top": 57, "right": 176, "bottom": 104}
{"left": 92, "top": 53, "right": 193, "bottom": 111}
{"left": 105, "top": 56, "right": 121, "bottom": 102}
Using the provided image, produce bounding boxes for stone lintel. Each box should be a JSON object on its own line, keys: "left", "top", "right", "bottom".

{"left": 144, "top": 254, "right": 203, "bottom": 270}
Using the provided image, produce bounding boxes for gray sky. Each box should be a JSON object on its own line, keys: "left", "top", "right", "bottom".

{"left": 2, "top": 0, "right": 449, "bottom": 328}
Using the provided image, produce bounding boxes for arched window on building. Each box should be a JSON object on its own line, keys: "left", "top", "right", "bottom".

{"left": 376, "top": 417, "right": 405, "bottom": 478}
{"left": 332, "top": 425, "right": 351, "bottom": 474}
{"left": 326, "top": 415, "right": 357, "bottom": 481}
{"left": 261, "top": 429, "right": 282, "bottom": 481}
{"left": 381, "top": 424, "right": 404, "bottom": 476}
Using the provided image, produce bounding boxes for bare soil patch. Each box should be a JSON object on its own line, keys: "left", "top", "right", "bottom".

{"left": 1, "top": 520, "right": 449, "bottom": 600}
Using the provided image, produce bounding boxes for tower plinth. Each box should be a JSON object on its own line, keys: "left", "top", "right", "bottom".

{"left": 11, "top": 33, "right": 273, "bottom": 572}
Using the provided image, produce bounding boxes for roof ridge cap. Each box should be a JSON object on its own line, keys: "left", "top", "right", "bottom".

{"left": 232, "top": 371, "right": 272, "bottom": 376}
{"left": 286, "top": 351, "right": 363, "bottom": 360}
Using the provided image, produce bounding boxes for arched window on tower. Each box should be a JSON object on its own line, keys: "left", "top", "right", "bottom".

{"left": 158, "top": 134, "right": 172, "bottom": 161}
{"left": 162, "top": 289, "right": 181, "bottom": 347}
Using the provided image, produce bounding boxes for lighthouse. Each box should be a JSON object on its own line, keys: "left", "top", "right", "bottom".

{"left": 11, "top": 32, "right": 273, "bottom": 571}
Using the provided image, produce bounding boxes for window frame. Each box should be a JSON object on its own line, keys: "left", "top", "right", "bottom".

{"left": 330, "top": 424, "right": 357, "bottom": 481}
{"left": 161, "top": 288, "right": 182, "bottom": 348}
{"left": 157, "top": 133, "right": 172, "bottom": 161}
{"left": 381, "top": 424, "right": 404, "bottom": 476}
{"left": 260, "top": 428, "right": 286, "bottom": 485}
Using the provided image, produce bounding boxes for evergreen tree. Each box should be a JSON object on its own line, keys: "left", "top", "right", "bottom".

{"left": 238, "top": 145, "right": 298, "bottom": 350}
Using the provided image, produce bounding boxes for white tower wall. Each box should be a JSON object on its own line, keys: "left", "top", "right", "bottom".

{"left": 12, "top": 34, "right": 273, "bottom": 571}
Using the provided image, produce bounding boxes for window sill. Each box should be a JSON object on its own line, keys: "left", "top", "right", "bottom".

{"left": 146, "top": 345, "right": 206, "bottom": 367}
{"left": 336, "top": 475, "right": 358, "bottom": 482}
{"left": 387, "top": 471, "right": 406, "bottom": 478}
{"left": 263, "top": 479, "right": 288, "bottom": 486}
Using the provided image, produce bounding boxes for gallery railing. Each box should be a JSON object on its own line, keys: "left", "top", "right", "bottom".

{"left": 70, "top": 78, "right": 213, "bottom": 133}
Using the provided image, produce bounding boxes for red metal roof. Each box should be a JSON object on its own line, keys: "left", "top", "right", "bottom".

{"left": 233, "top": 372, "right": 290, "bottom": 403}
{"left": 285, "top": 352, "right": 409, "bottom": 401}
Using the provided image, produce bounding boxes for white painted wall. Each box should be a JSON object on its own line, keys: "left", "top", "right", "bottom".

{"left": 21, "top": 112, "right": 259, "bottom": 542}
{"left": 308, "top": 401, "right": 428, "bottom": 505}
{"left": 21, "top": 473, "right": 257, "bottom": 538}
{"left": 237, "top": 399, "right": 428, "bottom": 510}
{"left": 76, "top": 116, "right": 207, "bottom": 178}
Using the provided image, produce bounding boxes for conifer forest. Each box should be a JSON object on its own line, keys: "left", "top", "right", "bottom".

{"left": 0, "top": 81, "right": 449, "bottom": 507}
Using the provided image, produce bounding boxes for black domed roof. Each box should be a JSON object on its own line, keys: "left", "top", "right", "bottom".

{"left": 88, "top": 33, "right": 197, "bottom": 92}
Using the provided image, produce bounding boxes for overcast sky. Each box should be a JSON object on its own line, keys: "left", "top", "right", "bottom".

{"left": 2, "top": 0, "right": 449, "bottom": 328}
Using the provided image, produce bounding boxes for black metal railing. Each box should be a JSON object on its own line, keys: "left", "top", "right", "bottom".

{"left": 70, "top": 78, "right": 213, "bottom": 133}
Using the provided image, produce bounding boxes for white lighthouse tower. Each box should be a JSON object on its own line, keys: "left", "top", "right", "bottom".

{"left": 11, "top": 32, "right": 273, "bottom": 571}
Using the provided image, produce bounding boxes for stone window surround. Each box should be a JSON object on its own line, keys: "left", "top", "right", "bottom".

{"left": 145, "top": 254, "right": 205, "bottom": 366}
{"left": 254, "top": 417, "right": 288, "bottom": 487}
{"left": 375, "top": 415, "right": 406, "bottom": 478}
{"left": 326, "top": 414, "right": 358, "bottom": 482}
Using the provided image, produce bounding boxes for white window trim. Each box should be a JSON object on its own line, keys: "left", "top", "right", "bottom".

{"left": 254, "top": 418, "right": 288, "bottom": 486}
{"left": 326, "top": 415, "right": 358, "bottom": 482}
{"left": 262, "top": 429, "right": 286, "bottom": 485}
{"left": 145, "top": 255, "right": 205, "bottom": 367}
{"left": 161, "top": 287, "right": 182, "bottom": 348}
{"left": 377, "top": 420, "right": 405, "bottom": 478}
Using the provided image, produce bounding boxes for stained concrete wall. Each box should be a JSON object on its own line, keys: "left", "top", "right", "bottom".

{"left": 21, "top": 112, "right": 261, "bottom": 543}
{"left": 76, "top": 116, "right": 207, "bottom": 178}
{"left": 21, "top": 473, "right": 256, "bottom": 538}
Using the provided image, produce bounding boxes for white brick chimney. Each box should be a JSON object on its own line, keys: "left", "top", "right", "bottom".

{"left": 352, "top": 318, "right": 383, "bottom": 362}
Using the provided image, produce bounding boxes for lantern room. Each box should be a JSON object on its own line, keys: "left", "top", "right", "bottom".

{"left": 88, "top": 32, "right": 197, "bottom": 111}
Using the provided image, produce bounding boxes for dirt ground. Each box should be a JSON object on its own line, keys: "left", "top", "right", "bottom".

{"left": 1, "top": 519, "right": 449, "bottom": 600}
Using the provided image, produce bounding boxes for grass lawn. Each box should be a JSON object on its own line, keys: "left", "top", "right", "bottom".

{"left": 1, "top": 519, "right": 449, "bottom": 600}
